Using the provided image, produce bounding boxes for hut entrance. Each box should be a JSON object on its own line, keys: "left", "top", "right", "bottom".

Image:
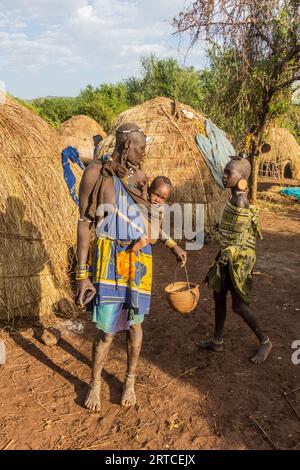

{"left": 283, "top": 162, "right": 292, "bottom": 179}
{"left": 260, "top": 162, "right": 277, "bottom": 178}
{"left": 260, "top": 163, "right": 268, "bottom": 177}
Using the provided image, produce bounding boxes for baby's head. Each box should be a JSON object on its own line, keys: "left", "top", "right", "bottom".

{"left": 149, "top": 176, "right": 173, "bottom": 206}
{"left": 223, "top": 156, "right": 251, "bottom": 189}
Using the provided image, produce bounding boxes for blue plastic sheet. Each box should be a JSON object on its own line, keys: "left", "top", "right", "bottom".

{"left": 62, "top": 146, "right": 85, "bottom": 206}
{"left": 279, "top": 187, "right": 300, "bottom": 202}
{"left": 195, "top": 119, "right": 236, "bottom": 188}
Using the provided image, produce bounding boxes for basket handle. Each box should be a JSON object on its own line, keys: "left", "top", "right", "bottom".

{"left": 174, "top": 263, "right": 191, "bottom": 290}
{"left": 190, "top": 289, "right": 198, "bottom": 303}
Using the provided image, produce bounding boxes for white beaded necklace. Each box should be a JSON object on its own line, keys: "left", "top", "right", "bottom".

{"left": 126, "top": 160, "right": 138, "bottom": 179}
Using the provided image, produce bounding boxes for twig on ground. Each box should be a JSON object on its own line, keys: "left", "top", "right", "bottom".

{"left": 1, "top": 439, "right": 14, "bottom": 450}
{"left": 136, "top": 366, "right": 201, "bottom": 391}
{"left": 141, "top": 433, "right": 160, "bottom": 449}
{"left": 250, "top": 416, "right": 278, "bottom": 450}
{"left": 289, "top": 385, "right": 300, "bottom": 394}
{"left": 78, "top": 433, "right": 117, "bottom": 450}
{"left": 134, "top": 419, "right": 156, "bottom": 441}
{"left": 282, "top": 392, "right": 300, "bottom": 421}
{"left": 32, "top": 397, "right": 50, "bottom": 414}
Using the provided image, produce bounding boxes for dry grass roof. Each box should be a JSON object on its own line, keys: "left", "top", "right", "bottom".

{"left": 96, "top": 97, "right": 229, "bottom": 229}
{"left": 58, "top": 115, "right": 106, "bottom": 164}
{"left": 0, "top": 95, "right": 79, "bottom": 320}
{"left": 260, "top": 127, "right": 300, "bottom": 179}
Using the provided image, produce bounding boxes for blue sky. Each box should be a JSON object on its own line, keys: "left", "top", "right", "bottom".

{"left": 0, "top": 0, "right": 207, "bottom": 99}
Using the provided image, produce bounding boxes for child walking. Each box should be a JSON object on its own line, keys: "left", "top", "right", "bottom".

{"left": 198, "top": 156, "right": 272, "bottom": 364}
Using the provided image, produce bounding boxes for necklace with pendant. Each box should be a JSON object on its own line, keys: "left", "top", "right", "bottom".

{"left": 126, "top": 161, "right": 138, "bottom": 179}
{"left": 127, "top": 167, "right": 135, "bottom": 178}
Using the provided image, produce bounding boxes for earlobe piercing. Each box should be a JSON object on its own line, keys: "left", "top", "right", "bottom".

{"left": 237, "top": 179, "right": 248, "bottom": 191}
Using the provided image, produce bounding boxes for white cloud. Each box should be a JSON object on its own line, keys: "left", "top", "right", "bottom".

{"left": 0, "top": 30, "right": 83, "bottom": 72}
{"left": 120, "top": 43, "right": 170, "bottom": 56}
{"left": 0, "top": 0, "right": 86, "bottom": 21}
{"left": 0, "top": 0, "right": 206, "bottom": 97}
{"left": 77, "top": 5, "right": 94, "bottom": 20}
{"left": 0, "top": 79, "right": 6, "bottom": 104}
{"left": 0, "top": 12, "right": 26, "bottom": 29}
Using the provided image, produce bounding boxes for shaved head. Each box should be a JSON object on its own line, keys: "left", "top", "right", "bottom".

{"left": 115, "top": 122, "right": 146, "bottom": 154}
{"left": 223, "top": 157, "right": 251, "bottom": 189}
{"left": 114, "top": 122, "right": 146, "bottom": 166}
{"left": 226, "top": 157, "right": 251, "bottom": 178}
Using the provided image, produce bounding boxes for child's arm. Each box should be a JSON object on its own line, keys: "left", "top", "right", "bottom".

{"left": 115, "top": 209, "right": 150, "bottom": 252}
{"left": 135, "top": 169, "right": 149, "bottom": 199}
{"left": 140, "top": 174, "right": 150, "bottom": 200}
{"left": 130, "top": 236, "right": 150, "bottom": 252}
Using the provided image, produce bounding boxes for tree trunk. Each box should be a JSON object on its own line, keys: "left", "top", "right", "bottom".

{"left": 250, "top": 153, "right": 259, "bottom": 203}
{"left": 249, "top": 91, "right": 274, "bottom": 202}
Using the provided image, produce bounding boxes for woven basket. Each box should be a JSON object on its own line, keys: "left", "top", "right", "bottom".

{"left": 165, "top": 281, "right": 200, "bottom": 315}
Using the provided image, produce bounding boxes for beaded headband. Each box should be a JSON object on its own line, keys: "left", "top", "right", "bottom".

{"left": 116, "top": 128, "right": 144, "bottom": 134}
{"left": 116, "top": 127, "right": 151, "bottom": 143}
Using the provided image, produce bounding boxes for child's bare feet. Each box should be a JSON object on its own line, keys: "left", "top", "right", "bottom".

{"left": 197, "top": 340, "right": 224, "bottom": 352}
{"left": 251, "top": 339, "right": 272, "bottom": 364}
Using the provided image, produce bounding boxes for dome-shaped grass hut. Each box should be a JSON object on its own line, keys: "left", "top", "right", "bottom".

{"left": 0, "top": 96, "right": 79, "bottom": 321}
{"left": 58, "top": 115, "right": 106, "bottom": 165}
{"left": 96, "top": 97, "right": 229, "bottom": 230}
{"left": 259, "top": 127, "right": 300, "bottom": 180}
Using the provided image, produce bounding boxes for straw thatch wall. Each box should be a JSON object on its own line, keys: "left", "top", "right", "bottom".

{"left": 96, "top": 97, "right": 229, "bottom": 231}
{"left": 0, "top": 96, "right": 79, "bottom": 321}
{"left": 58, "top": 115, "right": 106, "bottom": 165}
{"left": 259, "top": 127, "right": 300, "bottom": 180}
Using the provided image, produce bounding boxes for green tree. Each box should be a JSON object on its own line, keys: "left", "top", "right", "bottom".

{"left": 78, "top": 83, "right": 130, "bottom": 131}
{"left": 126, "top": 55, "right": 204, "bottom": 109}
{"left": 275, "top": 103, "right": 300, "bottom": 142}
{"left": 198, "top": 47, "right": 294, "bottom": 146}
{"left": 28, "top": 82, "right": 131, "bottom": 132}
{"left": 30, "top": 97, "right": 80, "bottom": 127}
{"left": 174, "top": 0, "right": 300, "bottom": 201}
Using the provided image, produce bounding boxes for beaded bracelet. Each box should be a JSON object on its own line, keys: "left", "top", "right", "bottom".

{"left": 165, "top": 238, "right": 177, "bottom": 249}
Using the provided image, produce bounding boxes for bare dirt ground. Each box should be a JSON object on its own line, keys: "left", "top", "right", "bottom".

{"left": 0, "top": 187, "right": 299, "bottom": 451}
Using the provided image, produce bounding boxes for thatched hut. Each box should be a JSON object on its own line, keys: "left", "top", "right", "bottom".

{"left": 96, "top": 97, "right": 229, "bottom": 230}
{"left": 259, "top": 127, "right": 300, "bottom": 180}
{"left": 58, "top": 115, "right": 106, "bottom": 165}
{"left": 0, "top": 96, "right": 79, "bottom": 321}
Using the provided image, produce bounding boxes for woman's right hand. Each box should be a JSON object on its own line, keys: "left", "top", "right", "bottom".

{"left": 76, "top": 278, "right": 96, "bottom": 307}
{"left": 171, "top": 245, "right": 187, "bottom": 267}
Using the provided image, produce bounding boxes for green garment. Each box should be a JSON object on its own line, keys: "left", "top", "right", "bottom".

{"left": 206, "top": 201, "right": 262, "bottom": 304}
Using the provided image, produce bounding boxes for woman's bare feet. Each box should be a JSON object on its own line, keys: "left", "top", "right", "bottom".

{"left": 85, "top": 380, "right": 101, "bottom": 412}
{"left": 251, "top": 339, "right": 272, "bottom": 364}
{"left": 121, "top": 375, "right": 136, "bottom": 407}
{"left": 197, "top": 340, "right": 224, "bottom": 353}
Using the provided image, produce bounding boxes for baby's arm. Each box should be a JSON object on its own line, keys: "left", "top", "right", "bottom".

{"left": 130, "top": 236, "right": 150, "bottom": 252}
{"left": 136, "top": 169, "right": 149, "bottom": 199}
